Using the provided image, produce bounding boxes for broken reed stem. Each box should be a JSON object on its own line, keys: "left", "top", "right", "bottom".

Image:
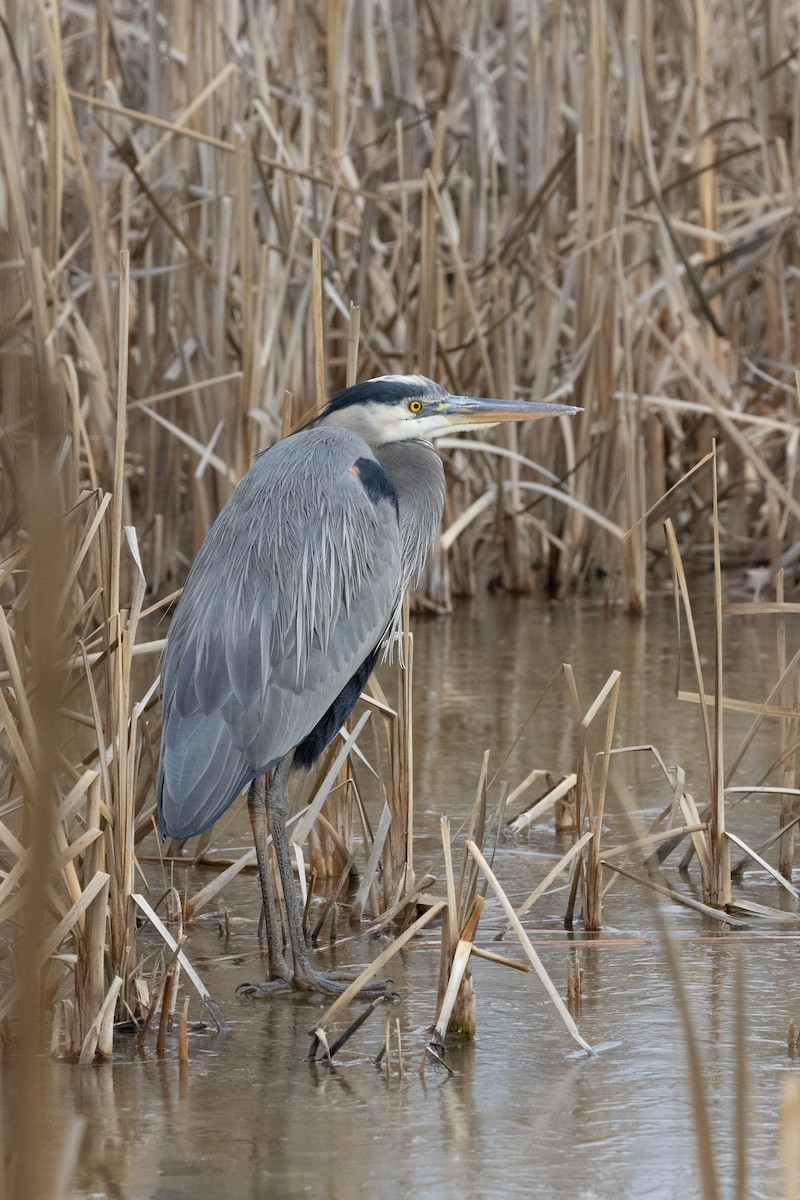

{"left": 504, "top": 772, "right": 576, "bottom": 835}
{"left": 775, "top": 571, "right": 799, "bottom": 879}
{"left": 431, "top": 939, "right": 473, "bottom": 1048}
{"left": 664, "top": 515, "right": 727, "bottom": 902}
{"left": 601, "top": 860, "right": 748, "bottom": 928}
{"left": 179, "top": 998, "right": 189, "bottom": 1063}
{"left": 466, "top": 841, "right": 593, "bottom": 1055}
{"left": 156, "top": 963, "right": 177, "bottom": 1055}
{"left": 433, "top": 893, "right": 485, "bottom": 1040}
{"left": 435, "top": 815, "right": 459, "bottom": 1016}
{"left": 76, "top": 871, "right": 110, "bottom": 1055}
{"left": 310, "top": 851, "right": 356, "bottom": 944}
{"left": 585, "top": 670, "right": 622, "bottom": 931}
{"left": 455, "top": 750, "right": 490, "bottom": 915}
{"left": 709, "top": 444, "right": 730, "bottom": 906}
{"left": 498, "top": 830, "right": 593, "bottom": 940}
{"left": 469, "top": 945, "right": 529, "bottom": 972}
{"left": 346, "top": 303, "right": 360, "bottom": 387}
{"left": 312, "top": 238, "right": 325, "bottom": 412}
{"left": 309, "top": 997, "right": 386, "bottom": 1062}
{"left": 79, "top": 975, "right": 123, "bottom": 1065}
{"left": 725, "top": 831, "right": 800, "bottom": 901}
{"left": 109, "top": 249, "right": 130, "bottom": 620}
{"left": 432, "top": 755, "right": 494, "bottom": 1038}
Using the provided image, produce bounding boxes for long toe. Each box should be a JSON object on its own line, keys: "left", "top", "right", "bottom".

{"left": 293, "top": 969, "right": 399, "bottom": 999}
{"left": 236, "top": 977, "right": 294, "bottom": 997}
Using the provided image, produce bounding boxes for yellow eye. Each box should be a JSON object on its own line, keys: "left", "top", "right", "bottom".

{"left": 409, "top": 400, "right": 422, "bottom": 413}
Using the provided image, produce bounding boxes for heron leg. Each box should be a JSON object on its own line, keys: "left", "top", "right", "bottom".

{"left": 236, "top": 777, "right": 292, "bottom": 997}
{"left": 267, "top": 751, "right": 396, "bottom": 999}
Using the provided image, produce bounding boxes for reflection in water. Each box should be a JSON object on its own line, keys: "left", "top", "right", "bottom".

{"left": 21, "top": 594, "right": 799, "bottom": 1198}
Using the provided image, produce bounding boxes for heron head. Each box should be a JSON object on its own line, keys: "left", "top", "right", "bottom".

{"left": 316, "top": 374, "right": 581, "bottom": 447}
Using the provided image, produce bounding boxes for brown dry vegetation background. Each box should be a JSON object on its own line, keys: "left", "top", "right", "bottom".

{"left": 2, "top": 1, "right": 800, "bottom": 1196}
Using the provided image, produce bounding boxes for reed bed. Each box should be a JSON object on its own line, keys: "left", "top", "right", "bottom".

{"left": 2, "top": 1, "right": 800, "bottom": 1193}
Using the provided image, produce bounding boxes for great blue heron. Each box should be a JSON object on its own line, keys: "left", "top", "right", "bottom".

{"left": 158, "top": 374, "right": 579, "bottom": 996}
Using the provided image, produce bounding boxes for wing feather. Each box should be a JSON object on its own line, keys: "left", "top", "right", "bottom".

{"left": 158, "top": 426, "right": 400, "bottom": 839}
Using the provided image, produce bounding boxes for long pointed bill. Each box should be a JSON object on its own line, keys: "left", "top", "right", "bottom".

{"left": 437, "top": 394, "right": 581, "bottom": 433}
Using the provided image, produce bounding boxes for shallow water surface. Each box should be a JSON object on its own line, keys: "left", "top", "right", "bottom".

{"left": 46, "top": 593, "right": 800, "bottom": 1197}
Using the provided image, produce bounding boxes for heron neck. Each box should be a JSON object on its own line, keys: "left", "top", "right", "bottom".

{"left": 374, "top": 440, "right": 445, "bottom": 591}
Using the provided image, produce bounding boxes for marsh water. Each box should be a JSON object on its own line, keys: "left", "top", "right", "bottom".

{"left": 47, "top": 589, "right": 800, "bottom": 1197}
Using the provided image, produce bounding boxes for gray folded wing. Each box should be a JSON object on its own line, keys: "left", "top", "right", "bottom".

{"left": 157, "top": 427, "right": 400, "bottom": 838}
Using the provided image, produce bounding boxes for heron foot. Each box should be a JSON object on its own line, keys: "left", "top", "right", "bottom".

{"left": 235, "top": 969, "right": 398, "bottom": 1001}
{"left": 291, "top": 968, "right": 398, "bottom": 999}
{"left": 235, "top": 976, "right": 294, "bottom": 997}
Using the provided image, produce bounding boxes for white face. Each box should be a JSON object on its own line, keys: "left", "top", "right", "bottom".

{"left": 345, "top": 375, "right": 449, "bottom": 444}
{"left": 368, "top": 375, "right": 502, "bottom": 443}
{"left": 375, "top": 406, "right": 501, "bottom": 442}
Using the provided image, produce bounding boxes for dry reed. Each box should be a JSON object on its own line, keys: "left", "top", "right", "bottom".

{"left": 1, "top": 14, "right": 800, "bottom": 1191}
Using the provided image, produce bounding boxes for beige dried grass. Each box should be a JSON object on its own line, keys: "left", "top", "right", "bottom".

{"left": 1, "top": 9, "right": 800, "bottom": 1167}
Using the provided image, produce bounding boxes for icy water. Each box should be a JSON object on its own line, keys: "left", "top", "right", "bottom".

{"left": 45, "top": 591, "right": 800, "bottom": 1197}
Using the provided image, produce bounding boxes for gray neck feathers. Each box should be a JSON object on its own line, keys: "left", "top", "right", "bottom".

{"left": 375, "top": 441, "right": 445, "bottom": 594}
{"left": 316, "top": 401, "right": 446, "bottom": 603}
